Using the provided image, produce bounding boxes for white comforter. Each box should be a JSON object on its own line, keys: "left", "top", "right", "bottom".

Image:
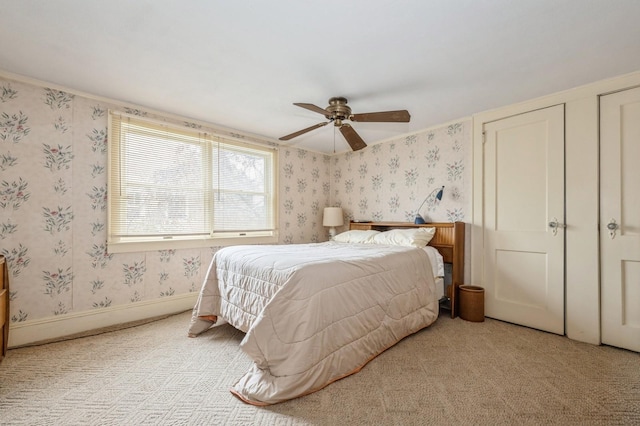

{"left": 188, "top": 241, "right": 438, "bottom": 405}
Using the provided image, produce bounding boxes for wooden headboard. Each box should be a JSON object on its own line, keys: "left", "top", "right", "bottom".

{"left": 349, "top": 221, "right": 465, "bottom": 318}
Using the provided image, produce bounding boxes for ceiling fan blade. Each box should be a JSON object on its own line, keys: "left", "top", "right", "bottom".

{"left": 294, "top": 103, "right": 331, "bottom": 116}
{"left": 279, "top": 122, "right": 329, "bottom": 141}
{"left": 339, "top": 124, "right": 367, "bottom": 151}
{"left": 350, "top": 110, "right": 411, "bottom": 123}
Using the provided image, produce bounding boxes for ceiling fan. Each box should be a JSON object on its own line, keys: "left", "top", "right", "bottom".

{"left": 279, "top": 97, "right": 410, "bottom": 151}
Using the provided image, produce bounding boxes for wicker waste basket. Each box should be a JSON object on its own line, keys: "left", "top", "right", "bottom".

{"left": 459, "top": 285, "right": 485, "bottom": 322}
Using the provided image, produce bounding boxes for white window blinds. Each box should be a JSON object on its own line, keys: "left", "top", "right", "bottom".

{"left": 108, "top": 111, "right": 277, "bottom": 249}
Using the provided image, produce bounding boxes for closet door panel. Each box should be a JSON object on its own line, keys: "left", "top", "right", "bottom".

{"left": 600, "top": 86, "right": 640, "bottom": 352}
{"left": 482, "top": 104, "right": 565, "bottom": 334}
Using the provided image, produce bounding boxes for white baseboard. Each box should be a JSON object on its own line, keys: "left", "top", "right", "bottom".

{"left": 8, "top": 293, "right": 198, "bottom": 348}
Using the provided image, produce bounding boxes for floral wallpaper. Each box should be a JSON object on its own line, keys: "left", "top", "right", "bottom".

{"left": 331, "top": 121, "right": 471, "bottom": 230}
{"left": 279, "top": 147, "right": 332, "bottom": 244}
{"left": 0, "top": 73, "right": 469, "bottom": 329}
{"left": 0, "top": 75, "right": 329, "bottom": 324}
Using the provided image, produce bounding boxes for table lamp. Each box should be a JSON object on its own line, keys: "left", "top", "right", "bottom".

{"left": 414, "top": 186, "right": 444, "bottom": 224}
{"left": 323, "top": 207, "right": 344, "bottom": 239}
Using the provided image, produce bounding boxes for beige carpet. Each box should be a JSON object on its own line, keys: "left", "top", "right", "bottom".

{"left": 0, "top": 310, "right": 638, "bottom": 425}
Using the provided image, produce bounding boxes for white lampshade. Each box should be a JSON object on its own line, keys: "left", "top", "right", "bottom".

{"left": 323, "top": 207, "right": 344, "bottom": 239}
{"left": 323, "top": 207, "right": 344, "bottom": 227}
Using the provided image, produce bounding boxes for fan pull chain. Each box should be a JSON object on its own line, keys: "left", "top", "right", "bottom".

{"left": 333, "top": 126, "right": 336, "bottom": 154}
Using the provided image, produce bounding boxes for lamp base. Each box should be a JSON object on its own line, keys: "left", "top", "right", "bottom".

{"left": 328, "top": 227, "right": 337, "bottom": 239}
{"left": 414, "top": 215, "right": 426, "bottom": 224}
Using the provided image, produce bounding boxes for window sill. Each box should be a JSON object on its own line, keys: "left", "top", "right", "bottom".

{"left": 107, "top": 234, "right": 279, "bottom": 254}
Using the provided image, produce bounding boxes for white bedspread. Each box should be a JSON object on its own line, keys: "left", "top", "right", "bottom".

{"left": 188, "top": 241, "right": 438, "bottom": 405}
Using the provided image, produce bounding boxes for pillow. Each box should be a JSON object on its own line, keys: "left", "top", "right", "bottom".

{"left": 371, "top": 227, "right": 436, "bottom": 248}
{"left": 333, "top": 230, "right": 380, "bottom": 244}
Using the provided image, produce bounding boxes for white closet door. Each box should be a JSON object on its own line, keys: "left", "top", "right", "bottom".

{"left": 482, "top": 104, "right": 565, "bottom": 334}
{"left": 600, "top": 87, "right": 640, "bottom": 353}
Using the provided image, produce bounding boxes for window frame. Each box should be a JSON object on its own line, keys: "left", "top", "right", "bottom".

{"left": 107, "top": 111, "right": 278, "bottom": 253}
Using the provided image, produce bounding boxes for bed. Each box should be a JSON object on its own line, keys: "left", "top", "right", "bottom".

{"left": 348, "top": 221, "right": 466, "bottom": 318}
{"left": 188, "top": 221, "right": 465, "bottom": 405}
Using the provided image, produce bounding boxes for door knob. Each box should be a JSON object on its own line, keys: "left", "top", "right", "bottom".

{"left": 548, "top": 217, "right": 566, "bottom": 236}
{"left": 607, "top": 219, "right": 618, "bottom": 239}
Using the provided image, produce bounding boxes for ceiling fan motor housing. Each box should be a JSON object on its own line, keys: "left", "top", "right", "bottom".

{"left": 326, "top": 97, "right": 352, "bottom": 123}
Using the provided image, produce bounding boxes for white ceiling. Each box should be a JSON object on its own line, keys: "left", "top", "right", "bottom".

{"left": 1, "top": 1, "right": 640, "bottom": 154}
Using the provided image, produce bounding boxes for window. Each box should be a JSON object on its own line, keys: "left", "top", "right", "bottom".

{"left": 108, "top": 111, "right": 277, "bottom": 253}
